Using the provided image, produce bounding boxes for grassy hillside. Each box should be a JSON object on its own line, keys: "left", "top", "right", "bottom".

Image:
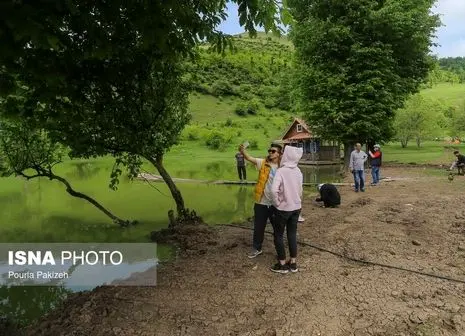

{"left": 419, "top": 83, "right": 465, "bottom": 105}
{"left": 166, "top": 84, "right": 465, "bottom": 174}
{"left": 159, "top": 33, "right": 297, "bottom": 179}
{"left": 164, "top": 34, "right": 465, "bottom": 174}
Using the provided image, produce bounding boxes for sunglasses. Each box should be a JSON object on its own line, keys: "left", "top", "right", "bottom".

{"left": 268, "top": 149, "right": 278, "bottom": 154}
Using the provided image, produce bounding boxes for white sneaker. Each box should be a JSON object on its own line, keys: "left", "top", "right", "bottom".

{"left": 298, "top": 215, "right": 305, "bottom": 222}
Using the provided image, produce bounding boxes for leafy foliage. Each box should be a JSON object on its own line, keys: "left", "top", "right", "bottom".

{"left": 289, "top": 0, "right": 441, "bottom": 151}
{"left": 0, "top": 1, "right": 289, "bottom": 217}
{"left": 0, "top": 121, "right": 64, "bottom": 177}
{"left": 447, "top": 101, "right": 465, "bottom": 138}
{"left": 425, "top": 62, "right": 461, "bottom": 87}
{"left": 186, "top": 33, "right": 294, "bottom": 110}
{"left": 438, "top": 57, "right": 465, "bottom": 83}
{"left": 205, "top": 130, "right": 234, "bottom": 151}
{"left": 394, "top": 94, "right": 447, "bottom": 147}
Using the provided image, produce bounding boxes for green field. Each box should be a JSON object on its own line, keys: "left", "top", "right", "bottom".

{"left": 420, "top": 83, "right": 465, "bottom": 106}
{"left": 382, "top": 141, "right": 464, "bottom": 165}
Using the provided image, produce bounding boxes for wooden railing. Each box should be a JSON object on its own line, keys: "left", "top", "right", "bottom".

{"left": 302, "top": 146, "right": 339, "bottom": 162}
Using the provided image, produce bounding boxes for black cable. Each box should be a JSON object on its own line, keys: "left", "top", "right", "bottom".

{"left": 222, "top": 223, "right": 465, "bottom": 285}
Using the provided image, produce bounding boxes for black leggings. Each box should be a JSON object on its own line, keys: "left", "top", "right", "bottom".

{"left": 271, "top": 208, "right": 300, "bottom": 260}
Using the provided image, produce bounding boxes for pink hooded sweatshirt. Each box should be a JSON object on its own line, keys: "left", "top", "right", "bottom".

{"left": 271, "top": 146, "right": 303, "bottom": 211}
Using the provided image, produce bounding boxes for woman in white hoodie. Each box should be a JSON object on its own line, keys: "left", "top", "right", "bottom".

{"left": 270, "top": 145, "right": 303, "bottom": 274}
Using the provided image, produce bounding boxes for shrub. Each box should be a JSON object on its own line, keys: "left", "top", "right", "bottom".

{"left": 250, "top": 139, "right": 259, "bottom": 149}
{"left": 195, "top": 83, "right": 211, "bottom": 94}
{"left": 204, "top": 130, "right": 233, "bottom": 151}
{"left": 182, "top": 125, "right": 202, "bottom": 141}
{"left": 235, "top": 102, "right": 248, "bottom": 116}
{"left": 237, "top": 84, "right": 255, "bottom": 100}
{"left": 247, "top": 98, "right": 261, "bottom": 115}
{"left": 211, "top": 80, "right": 234, "bottom": 97}
{"left": 263, "top": 97, "right": 277, "bottom": 109}
{"left": 224, "top": 118, "right": 234, "bottom": 127}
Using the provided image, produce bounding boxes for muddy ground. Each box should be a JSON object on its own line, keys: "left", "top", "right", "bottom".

{"left": 20, "top": 167, "right": 465, "bottom": 336}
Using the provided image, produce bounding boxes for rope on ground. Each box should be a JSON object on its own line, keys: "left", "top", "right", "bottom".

{"left": 221, "top": 223, "right": 465, "bottom": 285}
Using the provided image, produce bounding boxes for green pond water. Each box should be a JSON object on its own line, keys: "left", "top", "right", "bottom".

{"left": 0, "top": 159, "right": 341, "bottom": 327}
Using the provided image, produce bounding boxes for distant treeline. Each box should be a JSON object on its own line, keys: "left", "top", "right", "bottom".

{"left": 438, "top": 57, "right": 465, "bottom": 83}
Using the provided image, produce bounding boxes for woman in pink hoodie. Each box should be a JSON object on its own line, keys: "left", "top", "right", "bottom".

{"left": 270, "top": 145, "right": 303, "bottom": 274}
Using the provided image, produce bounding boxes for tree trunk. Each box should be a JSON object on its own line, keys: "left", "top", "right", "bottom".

{"left": 343, "top": 142, "right": 353, "bottom": 172}
{"left": 400, "top": 139, "right": 408, "bottom": 148}
{"left": 148, "top": 155, "right": 186, "bottom": 217}
{"left": 365, "top": 141, "right": 375, "bottom": 168}
{"left": 22, "top": 171, "right": 129, "bottom": 226}
{"left": 416, "top": 137, "right": 421, "bottom": 148}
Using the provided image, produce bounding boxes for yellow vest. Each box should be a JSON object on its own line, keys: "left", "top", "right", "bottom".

{"left": 254, "top": 161, "right": 272, "bottom": 203}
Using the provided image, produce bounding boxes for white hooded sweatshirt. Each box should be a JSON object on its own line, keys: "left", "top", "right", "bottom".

{"left": 271, "top": 146, "right": 303, "bottom": 211}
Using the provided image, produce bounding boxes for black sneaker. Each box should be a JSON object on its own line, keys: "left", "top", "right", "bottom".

{"left": 289, "top": 262, "right": 298, "bottom": 273}
{"left": 270, "top": 263, "right": 289, "bottom": 274}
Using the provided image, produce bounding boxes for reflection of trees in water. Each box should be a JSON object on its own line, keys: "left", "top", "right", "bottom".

{"left": 300, "top": 165, "right": 342, "bottom": 183}
{"left": 236, "top": 186, "right": 247, "bottom": 215}
{"left": 0, "top": 191, "right": 39, "bottom": 224}
{"left": 0, "top": 192, "right": 24, "bottom": 206}
{"left": 69, "top": 162, "right": 102, "bottom": 179}
{"left": 205, "top": 161, "right": 233, "bottom": 179}
{"left": 0, "top": 285, "right": 70, "bottom": 327}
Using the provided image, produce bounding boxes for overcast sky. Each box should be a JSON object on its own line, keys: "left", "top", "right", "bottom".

{"left": 218, "top": 0, "right": 465, "bottom": 58}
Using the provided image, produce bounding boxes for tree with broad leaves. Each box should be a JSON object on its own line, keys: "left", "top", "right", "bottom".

{"left": 394, "top": 93, "right": 447, "bottom": 148}
{"left": 0, "top": 119, "right": 133, "bottom": 226}
{"left": 289, "top": 0, "right": 440, "bottom": 168}
{"left": 0, "top": 1, "right": 290, "bottom": 222}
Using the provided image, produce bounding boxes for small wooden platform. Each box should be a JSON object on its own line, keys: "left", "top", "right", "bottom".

{"left": 136, "top": 173, "right": 351, "bottom": 186}
{"left": 299, "top": 160, "right": 341, "bottom": 166}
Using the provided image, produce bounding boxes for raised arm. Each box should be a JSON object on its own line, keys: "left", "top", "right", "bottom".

{"left": 240, "top": 145, "right": 258, "bottom": 165}
{"left": 369, "top": 150, "right": 380, "bottom": 159}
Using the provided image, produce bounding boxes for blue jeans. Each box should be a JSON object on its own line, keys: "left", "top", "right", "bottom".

{"left": 352, "top": 170, "right": 365, "bottom": 191}
{"left": 371, "top": 166, "right": 380, "bottom": 184}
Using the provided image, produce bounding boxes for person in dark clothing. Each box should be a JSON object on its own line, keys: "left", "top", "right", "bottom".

{"left": 368, "top": 144, "right": 382, "bottom": 185}
{"left": 235, "top": 146, "right": 247, "bottom": 181}
{"left": 450, "top": 150, "right": 465, "bottom": 175}
{"left": 315, "top": 183, "right": 341, "bottom": 208}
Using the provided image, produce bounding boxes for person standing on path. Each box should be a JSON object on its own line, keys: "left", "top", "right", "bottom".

{"left": 368, "top": 144, "right": 382, "bottom": 185}
{"left": 349, "top": 143, "right": 368, "bottom": 192}
{"left": 235, "top": 147, "right": 247, "bottom": 182}
{"left": 240, "top": 142, "right": 283, "bottom": 258}
{"left": 270, "top": 145, "right": 303, "bottom": 273}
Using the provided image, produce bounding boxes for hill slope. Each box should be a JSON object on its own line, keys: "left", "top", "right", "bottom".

{"left": 161, "top": 34, "right": 465, "bottom": 177}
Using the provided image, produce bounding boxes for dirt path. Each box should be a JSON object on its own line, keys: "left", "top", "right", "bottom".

{"left": 23, "top": 168, "right": 465, "bottom": 336}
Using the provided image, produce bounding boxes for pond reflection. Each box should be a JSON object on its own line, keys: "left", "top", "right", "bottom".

{"left": 0, "top": 286, "right": 70, "bottom": 327}
{"left": 0, "top": 159, "right": 343, "bottom": 327}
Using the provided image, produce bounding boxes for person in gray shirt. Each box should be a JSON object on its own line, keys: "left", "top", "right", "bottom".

{"left": 349, "top": 143, "right": 368, "bottom": 192}
{"left": 235, "top": 146, "right": 247, "bottom": 181}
